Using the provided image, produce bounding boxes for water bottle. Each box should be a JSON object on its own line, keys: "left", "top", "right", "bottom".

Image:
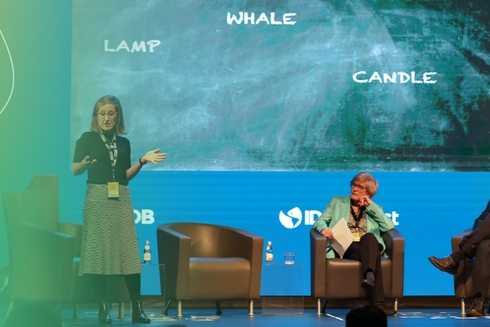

{"left": 265, "top": 241, "right": 274, "bottom": 265}
{"left": 143, "top": 240, "right": 151, "bottom": 264}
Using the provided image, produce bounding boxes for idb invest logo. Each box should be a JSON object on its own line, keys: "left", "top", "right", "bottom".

{"left": 279, "top": 207, "right": 321, "bottom": 229}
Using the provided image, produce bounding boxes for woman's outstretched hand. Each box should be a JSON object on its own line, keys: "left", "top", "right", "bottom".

{"left": 141, "top": 149, "right": 166, "bottom": 164}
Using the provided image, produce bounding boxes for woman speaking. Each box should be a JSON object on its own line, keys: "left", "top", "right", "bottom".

{"left": 72, "top": 95, "right": 166, "bottom": 324}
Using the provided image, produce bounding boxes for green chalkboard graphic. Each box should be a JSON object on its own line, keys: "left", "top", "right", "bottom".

{"left": 71, "top": 0, "right": 490, "bottom": 171}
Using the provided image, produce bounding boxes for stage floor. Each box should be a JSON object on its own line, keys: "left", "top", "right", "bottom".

{"left": 3, "top": 301, "right": 490, "bottom": 327}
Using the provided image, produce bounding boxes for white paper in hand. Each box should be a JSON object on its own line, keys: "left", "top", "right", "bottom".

{"left": 329, "top": 218, "right": 354, "bottom": 258}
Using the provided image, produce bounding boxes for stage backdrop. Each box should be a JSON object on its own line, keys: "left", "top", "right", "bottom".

{"left": 68, "top": 0, "right": 490, "bottom": 295}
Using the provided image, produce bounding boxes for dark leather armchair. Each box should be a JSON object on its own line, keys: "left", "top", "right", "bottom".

{"left": 2, "top": 175, "right": 75, "bottom": 304}
{"left": 156, "top": 222, "right": 263, "bottom": 317}
{"left": 2, "top": 175, "right": 128, "bottom": 318}
{"left": 310, "top": 228, "right": 404, "bottom": 314}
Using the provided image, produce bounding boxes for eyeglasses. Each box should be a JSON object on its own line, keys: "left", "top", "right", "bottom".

{"left": 97, "top": 111, "right": 117, "bottom": 119}
{"left": 350, "top": 182, "right": 367, "bottom": 191}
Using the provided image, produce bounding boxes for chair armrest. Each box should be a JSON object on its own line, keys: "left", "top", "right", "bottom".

{"left": 156, "top": 224, "right": 191, "bottom": 300}
{"left": 452, "top": 228, "right": 471, "bottom": 253}
{"left": 310, "top": 228, "right": 327, "bottom": 298}
{"left": 219, "top": 227, "right": 263, "bottom": 260}
{"left": 381, "top": 229, "right": 404, "bottom": 259}
{"left": 58, "top": 221, "right": 83, "bottom": 256}
{"left": 219, "top": 226, "right": 264, "bottom": 299}
{"left": 382, "top": 229, "right": 405, "bottom": 298}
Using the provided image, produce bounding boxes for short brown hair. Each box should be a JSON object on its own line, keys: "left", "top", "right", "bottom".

{"left": 351, "top": 172, "right": 378, "bottom": 197}
{"left": 90, "top": 95, "right": 126, "bottom": 134}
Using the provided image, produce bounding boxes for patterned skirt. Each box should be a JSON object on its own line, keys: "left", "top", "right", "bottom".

{"left": 78, "top": 184, "right": 142, "bottom": 276}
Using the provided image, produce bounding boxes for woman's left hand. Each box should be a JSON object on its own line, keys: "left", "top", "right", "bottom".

{"left": 141, "top": 149, "right": 167, "bottom": 164}
{"left": 358, "top": 196, "right": 372, "bottom": 207}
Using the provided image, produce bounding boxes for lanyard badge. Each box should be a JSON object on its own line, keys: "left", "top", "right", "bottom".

{"left": 100, "top": 134, "right": 120, "bottom": 198}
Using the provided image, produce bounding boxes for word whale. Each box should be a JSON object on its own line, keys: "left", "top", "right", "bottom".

{"left": 104, "top": 40, "right": 161, "bottom": 53}
{"left": 227, "top": 12, "right": 297, "bottom": 25}
{"left": 353, "top": 71, "right": 437, "bottom": 84}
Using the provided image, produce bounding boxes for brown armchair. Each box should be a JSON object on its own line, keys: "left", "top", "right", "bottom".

{"left": 452, "top": 228, "right": 480, "bottom": 315}
{"left": 310, "top": 228, "right": 404, "bottom": 314}
{"left": 156, "top": 222, "right": 263, "bottom": 317}
{"left": 2, "top": 175, "right": 128, "bottom": 318}
{"left": 2, "top": 175, "right": 75, "bottom": 305}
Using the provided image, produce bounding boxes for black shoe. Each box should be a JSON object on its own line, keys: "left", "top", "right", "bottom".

{"left": 132, "top": 301, "right": 151, "bottom": 324}
{"left": 98, "top": 302, "right": 112, "bottom": 324}
{"left": 372, "top": 302, "right": 397, "bottom": 316}
{"left": 428, "top": 256, "right": 458, "bottom": 275}
{"left": 467, "top": 296, "right": 485, "bottom": 317}
{"left": 361, "top": 278, "right": 375, "bottom": 295}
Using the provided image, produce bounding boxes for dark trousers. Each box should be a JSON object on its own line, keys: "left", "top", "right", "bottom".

{"left": 342, "top": 233, "right": 385, "bottom": 302}
{"left": 91, "top": 274, "right": 141, "bottom": 303}
{"left": 460, "top": 218, "right": 490, "bottom": 297}
{"left": 460, "top": 215, "right": 490, "bottom": 257}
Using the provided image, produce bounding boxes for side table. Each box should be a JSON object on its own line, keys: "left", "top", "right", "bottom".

{"left": 260, "top": 264, "right": 304, "bottom": 316}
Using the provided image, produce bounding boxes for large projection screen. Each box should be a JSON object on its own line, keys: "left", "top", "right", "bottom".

{"left": 71, "top": 0, "right": 490, "bottom": 296}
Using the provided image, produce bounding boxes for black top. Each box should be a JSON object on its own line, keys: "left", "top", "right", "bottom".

{"left": 73, "top": 131, "right": 131, "bottom": 185}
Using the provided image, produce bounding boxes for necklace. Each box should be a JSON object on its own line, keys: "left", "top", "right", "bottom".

{"left": 350, "top": 206, "right": 364, "bottom": 222}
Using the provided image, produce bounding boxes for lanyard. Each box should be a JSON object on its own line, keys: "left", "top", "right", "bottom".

{"left": 350, "top": 206, "right": 365, "bottom": 229}
{"left": 100, "top": 133, "right": 118, "bottom": 181}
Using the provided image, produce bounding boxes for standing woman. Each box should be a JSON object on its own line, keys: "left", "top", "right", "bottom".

{"left": 72, "top": 95, "right": 166, "bottom": 324}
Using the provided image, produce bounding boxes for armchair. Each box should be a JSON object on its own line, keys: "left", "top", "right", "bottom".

{"left": 310, "top": 228, "right": 404, "bottom": 314}
{"left": 2, "top": 175, "right": 75, "bottom": 303}
{"left": 156, "top": 222, "right": 263, "bottom": 317}
{"left": 2, "top": 175, "right": 128, "bottom": 319}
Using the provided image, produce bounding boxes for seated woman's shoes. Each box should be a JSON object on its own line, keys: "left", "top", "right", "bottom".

{"left": 467, "top": 297, "right": 485, "bottom": 317}
{"left": 428, "top": 256, "right": 458, "bottom": 275}
{"left": 132, "top": 301, "right": 151, "bottom": 324}
{"left": 361, "top": 278, "right": 375, "bottom": 295}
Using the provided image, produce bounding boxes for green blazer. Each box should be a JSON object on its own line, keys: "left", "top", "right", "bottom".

{"left": 314, "top": 196, "right": 394, "bottom": 258}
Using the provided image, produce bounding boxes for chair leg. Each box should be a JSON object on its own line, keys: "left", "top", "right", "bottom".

{"left": 4, "top": 301, "right": 15, "bottom": 322}
{"left": 461, "top": 298, "right": 466, "bottom": 316}
{"left": 216, "top": 300, "right": 222, "bottom": 315}
{"left": 118, "top": 302, "right": 124, "bottom": 319}
{"left": 317, "top": 299, "right": 322, "bottom": 315}
{"left": 163, "top": 299, "right": 172, "bottom": 316}
{"left": 73, "top": 303, "right": 79, "bottom": 319}
{"left": 177, "top": 300, "right": 183, "bottom": 318}
{"left": 321, "top": 299, "right": 328, "bottom": 315}
{"left": 248, "top": 299, "right": 254, "bottom": 317}
{"left": 394, "top": 298, "right": 398, "bottom": 313}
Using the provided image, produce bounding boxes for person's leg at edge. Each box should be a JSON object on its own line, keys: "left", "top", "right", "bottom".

{"left": 430, "top": 216, "right": 490, "bottom": 274}
{"left": 467, "top": 240, "right": 490, "bottom": 316}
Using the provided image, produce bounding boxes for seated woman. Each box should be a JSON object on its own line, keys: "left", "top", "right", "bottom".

{"left": 313, "top": 172, "right": 396, "bottom": 315}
